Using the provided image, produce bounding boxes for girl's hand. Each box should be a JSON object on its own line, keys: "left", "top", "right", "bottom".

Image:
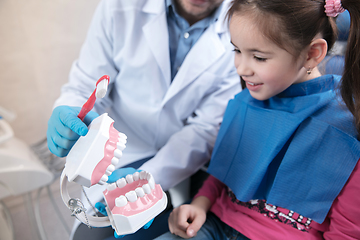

{"left": 168, "top": 196, "right": 211, "bottom": 239}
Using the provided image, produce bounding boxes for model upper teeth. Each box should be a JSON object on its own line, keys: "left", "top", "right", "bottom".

{"left": 110, "top": 171, "right": 157, "bottom": 207}
{"left": 118, "top": 132, "right": 127, "bottom": 140}
{"left": 106, "top": 164, "right": 116, "bottom": 175}
{"left": 114, "top": 149, "right": 123, "bottom": 159}
{"left": 248, "top": 82, "right": 257, "bottom": 86}
{"left": 117, "top": 142, "right": 126, "bottom": 151}
{"left": 98, "top": 154, "right": 120, "bottom": 185}
{"left": 117, "top": 133, "right": 127, "bottom": 149}
{"left": 101, "top": 175, "right": 109, "bottom": 182}
{"left": 96, "top": 129, "right": 127, "bottom": 185}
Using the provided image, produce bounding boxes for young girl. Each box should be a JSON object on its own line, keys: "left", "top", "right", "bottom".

{"left": 155, "top": 0, "right": 360, "bottom": 239}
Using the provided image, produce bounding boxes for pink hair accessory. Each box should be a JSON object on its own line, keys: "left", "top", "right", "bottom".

{"left": 325, "top": 0, "right": 345, "bottom": 17}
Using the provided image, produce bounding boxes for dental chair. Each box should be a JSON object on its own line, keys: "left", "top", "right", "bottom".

{"left": 0, "top": 107, "right": 54, "bottom": 240}
{"left": 319, "top": 10, "right": 350, "bottom": 75}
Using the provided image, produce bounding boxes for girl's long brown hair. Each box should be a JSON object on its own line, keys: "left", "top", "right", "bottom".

{"left": 340, "top": 0, "right": 360, "bottom": 135}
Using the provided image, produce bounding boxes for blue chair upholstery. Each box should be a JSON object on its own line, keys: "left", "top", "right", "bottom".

{"left": 337, "top": 10, "right": 350, "bottom": 41}
{"left": 319, "top": 11, "right": 350, "bottom": 75}
{"left": 322, "top": 55, "right": 345, "bottom": 75}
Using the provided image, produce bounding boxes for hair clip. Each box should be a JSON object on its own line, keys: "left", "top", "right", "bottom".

{"left": 325, "top": 0, "right": 345, "bottom": 17}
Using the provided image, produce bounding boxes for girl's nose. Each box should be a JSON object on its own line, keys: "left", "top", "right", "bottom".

{"left": 234, "top": 55, "right": 253, "bottom": 77}
{"left": 236, "top": 62, "right": 253, "bottom": 77}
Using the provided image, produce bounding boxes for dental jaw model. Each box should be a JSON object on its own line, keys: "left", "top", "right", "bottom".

{"left": 103, "top": 169, "right": 167, "bottom": 235}
{"left": 60, "top": 75, "right": 167, "bottom": 235}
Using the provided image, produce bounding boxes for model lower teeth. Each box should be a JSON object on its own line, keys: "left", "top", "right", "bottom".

{"left": 106, "top": 171, "right": 158, "bottom": 207}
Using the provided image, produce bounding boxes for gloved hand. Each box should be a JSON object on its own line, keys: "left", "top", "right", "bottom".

{"left": 96, "top": 167, "right": 154, "bottom": 238}
{"left": 47, "top": 105, "right": 99, "bottom": 157}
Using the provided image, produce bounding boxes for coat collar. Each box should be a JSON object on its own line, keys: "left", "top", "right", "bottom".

{"left": 142, "top": 0, "right": 165, "bottom": 14}
{"left": 141, "top": 0, "right": 231, "bottom": 104}
{"left": 142, "top": 0, "right": 230, "bottom": 34}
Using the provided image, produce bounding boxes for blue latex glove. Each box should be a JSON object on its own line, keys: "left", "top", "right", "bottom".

{"left": 47, "top": 105, "right": 99, "bottom": 157}
{"left": 96, "top": 167, "right": 154, "bottom": 238}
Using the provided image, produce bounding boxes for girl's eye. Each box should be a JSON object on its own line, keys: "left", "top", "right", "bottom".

{"left": 254, "top": 56, "right": 267, "bottom": 62}
{"left": 232, "top": 48, "right": 241, "bottom": 53}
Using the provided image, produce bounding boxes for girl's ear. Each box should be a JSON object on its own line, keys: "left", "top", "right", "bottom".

{"left": 303, "top": 38, "right": 328, "bottom": 69}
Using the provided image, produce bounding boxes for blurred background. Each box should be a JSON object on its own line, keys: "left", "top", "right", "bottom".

{"left": 0, "top": 0, "right": 100, "bottom": 239}
{"left": 0, "top": 0, "right": 99, "bottom": 143}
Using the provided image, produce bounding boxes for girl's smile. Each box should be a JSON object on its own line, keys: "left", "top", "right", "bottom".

{"left": 244, "top": 80, "right": 263, "bottom": 91}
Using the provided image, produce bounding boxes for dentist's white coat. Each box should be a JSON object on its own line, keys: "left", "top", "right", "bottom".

{"left": 55, "top": 0, "right": 240, "bottom": 220}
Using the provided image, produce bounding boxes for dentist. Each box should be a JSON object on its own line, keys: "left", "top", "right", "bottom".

{"left": 47, "top": 0, "right": 240, "bottom": 239}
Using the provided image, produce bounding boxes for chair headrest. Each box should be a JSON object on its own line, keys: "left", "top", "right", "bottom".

{"left": 337, "top": 11, "right": 350, "bottom": 41}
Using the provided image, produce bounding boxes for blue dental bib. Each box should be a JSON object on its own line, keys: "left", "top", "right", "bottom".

{"left": 208, "top": 75, "right": 360, "bottom": 223}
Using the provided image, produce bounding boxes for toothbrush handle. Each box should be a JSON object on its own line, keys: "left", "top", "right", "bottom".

{"left": 78, "top": 90, "right": 96, "bottom": 121}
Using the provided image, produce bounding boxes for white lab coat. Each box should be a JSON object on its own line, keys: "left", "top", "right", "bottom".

{"left": 55, "top": 0, "right": 240, "bottom": 229}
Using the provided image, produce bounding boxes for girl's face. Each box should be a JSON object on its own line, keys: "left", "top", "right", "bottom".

{"left": 229, "top": 13, "right": 308, "bottom": 101}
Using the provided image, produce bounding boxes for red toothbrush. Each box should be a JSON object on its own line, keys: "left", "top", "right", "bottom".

{"left": 77, "top": 75, "right": 110, "bottom": 121}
